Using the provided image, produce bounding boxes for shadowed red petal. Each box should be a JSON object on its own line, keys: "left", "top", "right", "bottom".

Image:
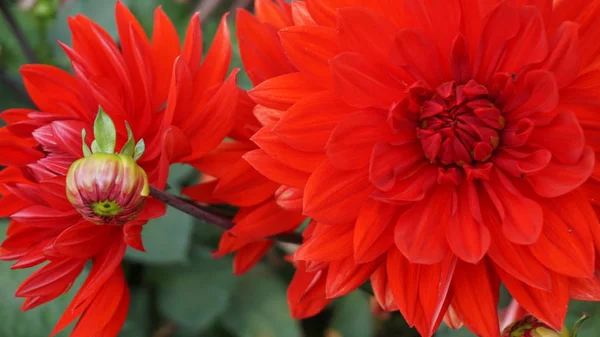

{"left": 395, "top": 185, "right": 452, "bottom": 264}
{"left": 371, "top": 264, "right": 398, "bottom": 312}
{"left": 278, "top": 25, "right": 338, "bottom": 84}
{"left": 325, "top": 256, "right": 382, "bottom": 298}
{"left": 354, "top": 199, "right": 398, "bottom": 263}
{"left": 303, "top": 162, "right": 374, "bottom": 224}
{"left": 451, "top": 261, "right": 500, "bottom": 337}
{"left": 331, "top": 52, "right": 405, "bottom": 109}
{"left": 447, "top": 182, "right": 490, "bottom": 263}
{"left": 496, "top": 266, "right": 569, "bottom": 330}
{"left": 288, "top": 263, "right": 331, "bottom": 319}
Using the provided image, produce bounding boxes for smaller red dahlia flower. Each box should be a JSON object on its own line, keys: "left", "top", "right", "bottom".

{"left": 0, "top": 1, "right": 238, "bottom": 335}
{"left": 183, "top": 0, "right": 308, "bottom": 275}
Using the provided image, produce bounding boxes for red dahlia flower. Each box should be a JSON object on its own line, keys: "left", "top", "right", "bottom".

{"left": 242, "top": 1, "right": 600, "bottom": 336}
{"left": 182, "top": 0, "right": 309, "bottom": 275}
{"left": 0, "top": 2, "right": 237, "bottom": 335}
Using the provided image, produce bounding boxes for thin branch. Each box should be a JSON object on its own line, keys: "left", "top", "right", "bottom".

{"left": 196, "top": 0, "right": 222, "bottom": 22}
{"left": 0, "top": 0, "right": 38, "bottom": 63}
{"left": 149, "top": 186, "right": 303, "bottom": 245}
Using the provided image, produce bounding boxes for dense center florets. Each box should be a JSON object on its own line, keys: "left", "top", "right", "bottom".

{"left": 416, "top": 80, "right": 504, "bottom": 166}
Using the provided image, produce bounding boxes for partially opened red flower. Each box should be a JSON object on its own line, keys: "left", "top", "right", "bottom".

{"left": 0, "top": 2, "right": 237, "bottom": 335}
{"left": 182, "top": 0, "right": 308, "bottom": 275}
{"left": 242, "top": 1, "right": 600, "bottom": 336}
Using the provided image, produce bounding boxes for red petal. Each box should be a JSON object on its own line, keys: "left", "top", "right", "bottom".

{"left": 288, "top": 263, "right": 330, "bottom": 319}
{"left": 496, "top": 6, "right": 548, "bottom": 74}
{"left": 529, "top": 192, "right": 595, "bottom": 278}
{"left": 251, "top": 124, "right": 324, "bottom": 173}
{"left": 255, "top": 0, "right": 293, "bottom": 29}
{"left": 325, "top": 256, "right": 382, "bottom": 298}
{"left": 527, "top": 110, "right": 585, "bottom": 164}
{"left": 233, "top": 240, "right": 273, "bottom": 275}
{"left": 542, "top": 22, "right": 580, "bottom": 88}
{"left": 274, "top": 92, "right": 349, "bottom": 152}
{"left": 274, "top": 185, "right": 303, "bottom": 211}
{"left": 418, "top": 254, "right": 457, "bottom": 335}
{"left": 181, "top": 13, "right": 202, "bottom": 73}
{"left": 447, "top": 182, "right": 490, "bottom": 263}
{"left": 354, "top": 199, "right": 398, "bottom": 263}
{"left": 496, "top": 266, "right": 569, "bottom": 330}
{"left": 151, "top": 6, "right": 181, "bottom": 110}
{"left": 249, "top": 72, "right": 323, "bottom": 111}
{"left": 569, "top": 271, "right": 600, "bottom": 301}
{"left": 303, "top": 162, "right": 374, "bottom": 224}
{"left": 337, "top": 7, "right": 397, "bottom": 66}
{"left": 49, "top": 222, "right": 112, "bottom": 259}
{"left": 527, "top": 147, "right": 595, "bottom": 198}
{"left": 16, "top": 258, "right": 84, "bottom": 298}
{"left": 395, "top": 185, "right": 452, "bottom": 264}
{"left": 485, "top": 171, "right": 543, "bottom": 244}
{"left": 243, "top": 149, "right": 309, "bottom": 188}
{"left": 387, "top": 248, "right": 421, "bottom": 326}
{"left": 371, "top": 264, "right": 398, "bottom": 312}
{"left": 326, "top": 110, "right": 391, "bottom": 170}
{"left": 196, "top": 14, "right": 231, "bottom": 92}
{"left": 206, "top": 157, "right": 278, "bottom": 206}
{"left": 394, "top": 29, "right": 445, "bottom": 87}
{"left": 278, "top": 25, "right": 338, "bottom": 84}
{"left": 451, "top": 261, "right": 500, "bottom": 337}
{"left": 295, "top": 223, "right": 353, "bottom": 261}
{"left": 231, "top": 199, "right": 304, "bottom": 239}
{"left": 331, "top": 52, "right": 405, "bottom": 110}
{"left": 473, "top": 2, "right": 520, "bottom": 83}
{"left": 236, "top": 9, "right": 295, "bottom": 85}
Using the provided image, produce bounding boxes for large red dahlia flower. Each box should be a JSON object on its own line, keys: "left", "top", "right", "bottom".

{"left": 182, "top": 0, "right": 310, "bottom": 275}
{"left": 0, "top": 2, "right": 237, "bottom": 336}
{"left": 244, "top": 1, "right": 600, "bottom": 336}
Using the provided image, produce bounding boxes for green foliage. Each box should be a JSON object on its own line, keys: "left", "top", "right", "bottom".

{"left": 220, "top": 265, "right": 302, "bottom": 337}
{"left": 329, "top": 291, "right": 375, "bottom": 337}
{"left": 149, "top": 249, "right": 237, "bottom": 333}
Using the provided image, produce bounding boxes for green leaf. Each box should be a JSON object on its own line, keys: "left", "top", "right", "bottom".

{"left": 0, "top": 219, "right": 86, "bottom": 337}
{"left": 329, "top": 291, "right": 375, "bottom": 337}
{"left": 124, "top": 205, "right": 193, "bottom": 264}
{"left": 148, "top": 250, "right": 237, "bottom": 333}
{"left": 221, "top": 265, "right": 302, "bottom": 337}
{"left": 119, "top": 288, "right": 151, "bottom": 337}
{"left": 566, "top": 301, "right": 600, "bottom": 337}
{"left": 93, "top": 107, "right": 117, "bottom": 154}
{"left": 120, "top": 122, "right": 135, "bottom": 157}
{"left": 133, "top": 138, "right": 145, "bottom": 161}
{"left": 81, "top": 129, "right": 91, "bottom": 157}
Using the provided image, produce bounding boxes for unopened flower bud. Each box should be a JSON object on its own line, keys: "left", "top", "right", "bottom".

{"left": 501, "top": 316, "right": 570, "bottom": 337}
{"left": 66, "top": 153, "right": 149, "bottom": 225}
{"left": 66, "top": 107, "right": 149, "bottom": 225}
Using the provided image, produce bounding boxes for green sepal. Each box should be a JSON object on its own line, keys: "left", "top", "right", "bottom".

{"left": 91, "top": 140, "right": 101, "bottom": 154}
{"left": 93, "top": 107, "right": 117, "bottom": 154}
{"left": 570, "top": 313, "right": 589, "bottom": 337}
{"left": 81, "top": 129, "right": 92, "bottom": 157}
{"left": 133, "top": 138, "right": 145, "bottom": 161}
{"left": 120, "top": 121, "right": 135, "bottom": 157}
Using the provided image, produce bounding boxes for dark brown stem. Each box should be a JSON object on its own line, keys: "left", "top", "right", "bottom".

{"left": 149, "top": 186, "right": 303, "bottom": 245}
{"left": 0, "top": 0, "right": 39, "bottom": 63}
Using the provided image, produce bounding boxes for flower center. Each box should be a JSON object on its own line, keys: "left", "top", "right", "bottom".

{"left": 91, "top": 200, "right": 122, "bottom": 217}
{"left": 416, "top": 80, "right": 504, "bottom": 166}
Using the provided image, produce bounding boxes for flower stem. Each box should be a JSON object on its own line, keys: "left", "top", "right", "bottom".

{"left": 149, "top": 186, "right": 303, "bottom": 245}
{"left": 0, "top": 0, "right": 39, "bottom": 63}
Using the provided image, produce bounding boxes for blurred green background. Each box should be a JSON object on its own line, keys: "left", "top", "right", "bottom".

{"left": 0, "top": 0, "right": 597, "bottom": 336}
